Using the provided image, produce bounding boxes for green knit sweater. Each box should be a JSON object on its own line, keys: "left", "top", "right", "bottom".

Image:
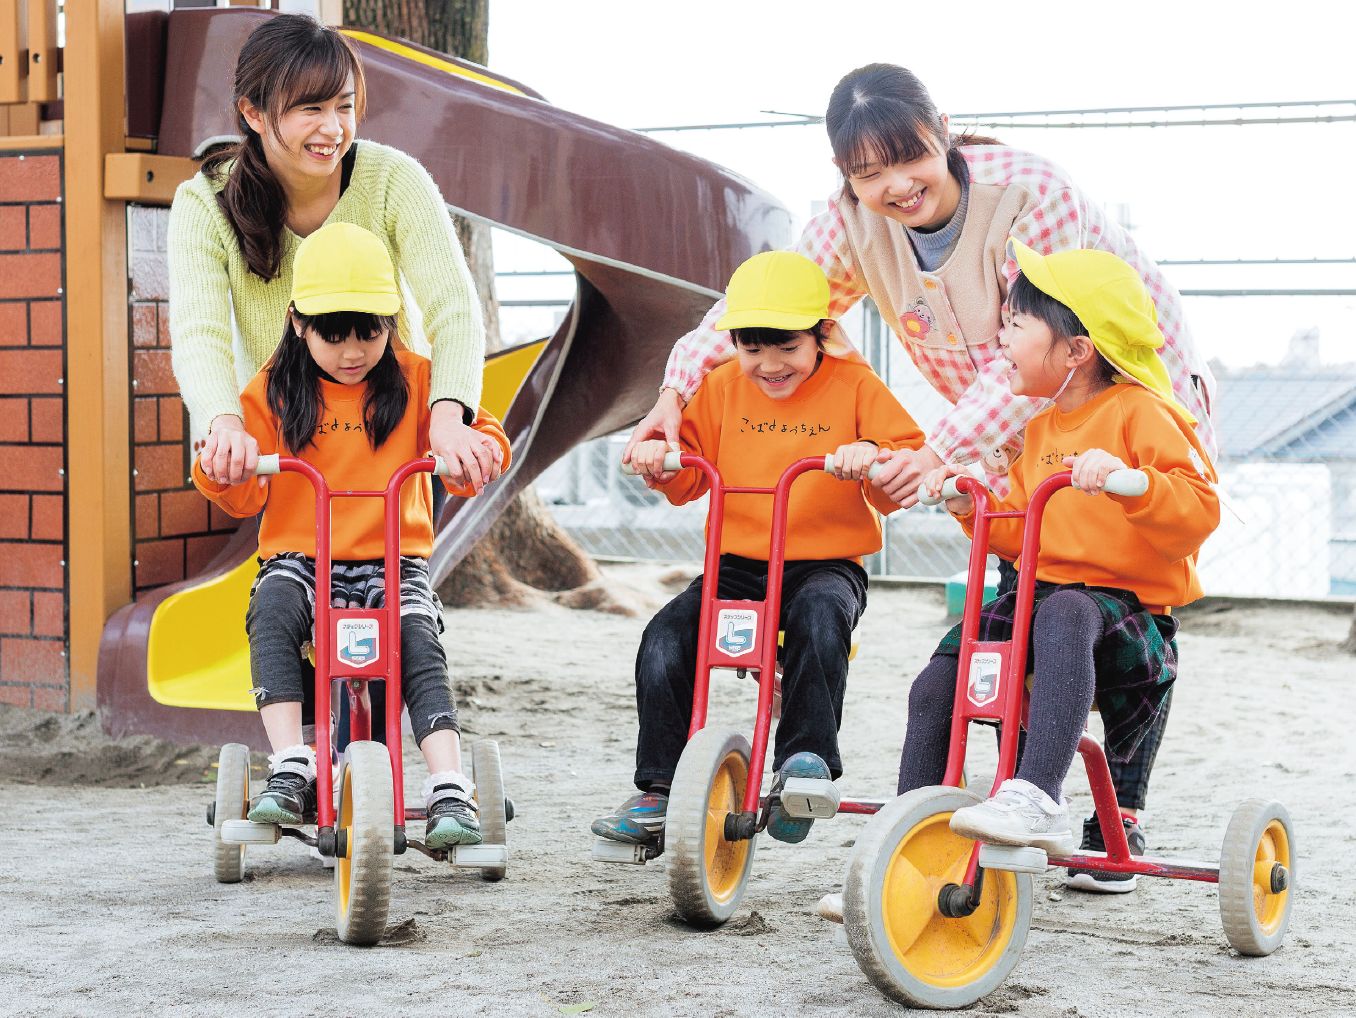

{"left": 167, "top": 140, "right": 484, "bottom": 430}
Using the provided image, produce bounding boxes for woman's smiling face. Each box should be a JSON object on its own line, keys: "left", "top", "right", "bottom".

{"left": 239, "top": 77, "right": 357, "bottom": 183}
{"left": 844, "top": 136, "right": 961, "bottom": 231}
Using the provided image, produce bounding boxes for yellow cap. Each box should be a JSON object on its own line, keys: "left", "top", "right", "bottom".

{"left": 1009, "top": 239, "right": 1195, "bottom": 425}
{"left": 291, "top": 222, "right": 401, "bottom": 316}
{"left": 714, "top": 251, "right": 831, "bottom": 332}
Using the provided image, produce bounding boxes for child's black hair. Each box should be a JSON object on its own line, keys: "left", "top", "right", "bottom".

{"left": 729, "top": 320, "right": 831, "bottom": 349}
{"left": 266, "top": 308, "right": 408, "bottom": 454}
{"left": 1008, "top": 274, "right": 1118, "bottom": 384}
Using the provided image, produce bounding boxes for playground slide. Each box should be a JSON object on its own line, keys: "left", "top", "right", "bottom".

{"left": 99, "top": 8, "right": 791, "bottom": 742}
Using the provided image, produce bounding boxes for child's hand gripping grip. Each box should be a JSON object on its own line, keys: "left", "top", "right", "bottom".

{"left": 821, "top": 454, "right": 884, "bottom": 481}
{"left": 621, "top": 452, "right": 685, "bottom": 476}
{"left": 917, "top": 468, "right": 1150, "bottom": 507}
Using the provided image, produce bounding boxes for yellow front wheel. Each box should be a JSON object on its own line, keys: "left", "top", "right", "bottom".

{"left": 1219, "top": 798, "right": 1294, "bottom": 956}
{"left": 844, "top": 787, "right": 1032, "bottom": 1009}
{"left": 334, "top": 741, "right": 393, "bottom": 945}
{"left": 666, "top": 727, "right": 756, "bottom": 927}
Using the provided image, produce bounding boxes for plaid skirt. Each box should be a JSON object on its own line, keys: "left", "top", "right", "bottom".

{"left": 250, "top": 552, "right": 444, "bottom": 630}
{"left": 935, "top": 581, "right": 1178, "bottom": 761}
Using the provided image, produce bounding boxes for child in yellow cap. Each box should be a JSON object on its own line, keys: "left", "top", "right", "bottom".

{"left": 592, "top": 251, "right": 927, "bottom": 848}
{"left": 193, "top": 222, "right": 509, "bottom": 850}
{"left": 902, "top": 241, "right": 1220, "bottom": 862}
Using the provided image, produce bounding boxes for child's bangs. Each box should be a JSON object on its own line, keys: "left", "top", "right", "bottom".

{"left": 302, "top": 310, "right": 394, "bottom": 343}
{"left": 271, "top": 36, "right": 364, "bottom": 117}
{"left": 834, "top": 104, "right": 940, "bottom": 176}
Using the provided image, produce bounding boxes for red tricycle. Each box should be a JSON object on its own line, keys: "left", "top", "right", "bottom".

{"left": 593, "top": 451, "right": 895, "bottom": 927}
{"left": 842, "top": 469, "right": 1294, "bottom": 1009}
{"left": 208, "top": 454, "right": 512, "bottom": 945}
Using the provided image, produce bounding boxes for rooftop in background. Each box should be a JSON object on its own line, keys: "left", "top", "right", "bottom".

{"left": 1215, "top": 363, "right": 1356, "bottom": 460}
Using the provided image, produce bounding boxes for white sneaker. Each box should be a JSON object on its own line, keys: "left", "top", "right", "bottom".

{"left": 949, "top": 778, "right": 1076, "bottom": 855}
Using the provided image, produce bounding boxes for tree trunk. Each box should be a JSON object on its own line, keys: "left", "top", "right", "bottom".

{"left": 1343, "top": 608, "right": 1356, "bottom": 654}
{"left": 343, "top": 0, "right": 619, "bottom": 612}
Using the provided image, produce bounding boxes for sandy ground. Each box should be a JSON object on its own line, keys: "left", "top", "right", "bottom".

{"left": 2, "top": 564, "right": 1354, "bottom": 1017}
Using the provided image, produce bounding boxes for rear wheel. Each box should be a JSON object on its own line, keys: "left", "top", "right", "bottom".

{"left": 666, "top": 727, "right": 757, "bottom": 927}
{"left": 844, "top": 786, "right": 1032, "bottom": 1009}
{"left": 334, "top": 741, "right": 393, "bottom": 945}
{"left": 1219, "top": 798, "right": 1294, "bottom": 956}
{"left": 471, "top": 740, "right": 509, "bottom": 882}
{"left": 212, "top": 744, "right": 250, "bottom": 883}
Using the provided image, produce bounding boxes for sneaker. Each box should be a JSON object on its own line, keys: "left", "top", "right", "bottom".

{"left": 766, "top": 752, "right": 831, "bottom": 845}
{"left": 590, "top": 791, "right": 668, "bottom": 846}
{"left": 424, "top": 772, "right": 482, "bottom": 849}
{"left": 247, "top": 746, "right": 317, "bottom": 825}
{"left": 949, "top": 778, "right": 1076, "bottom": 855}
{"left": 1065, "top": 814, "right": 1146, "bottom": 893}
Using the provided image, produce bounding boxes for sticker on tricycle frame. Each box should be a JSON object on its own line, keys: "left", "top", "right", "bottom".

{"left": 967, "top": 651, "right": 1002, "bottom": 708}
{"left": 715, "top": 609, "right": 758, "bottom": 658}
{"left": 336, "top": 618, "right": 380, "bottom": 668}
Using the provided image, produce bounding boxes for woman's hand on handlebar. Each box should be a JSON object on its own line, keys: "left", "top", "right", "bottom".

{"left": 922, "top": 463, "right": 974, "bottom": 515}
{"left": 623, "top": 388, "right": 684, "bottom": 466}
{"left": 831, "top": 442, "right": 878, "bottom": 481}
{"left": 199, "top": 414, "right": 261, "bottom": 486}
{"left": 627, "top": 439, "right": 680, "bottom": 487}
{"left": 871, "top": 444, "right": 943, "bottom": 507}
{"left": 1064, "top": 450, "right": 1127, "bottom": 495}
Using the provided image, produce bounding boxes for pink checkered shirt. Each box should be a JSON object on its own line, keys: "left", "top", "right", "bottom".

{"left": 664, "top": 146, "right": 1217, "bottom": 464}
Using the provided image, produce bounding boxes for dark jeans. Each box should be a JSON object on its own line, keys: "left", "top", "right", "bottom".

{"left": 247, "top": 576, "right": 458, "bottom": 746}
{"left": 993, "top": 558, "right": 1170, "bottom": 811}
{"left": 632, "top": 555, "right": 868, "bottom": 792}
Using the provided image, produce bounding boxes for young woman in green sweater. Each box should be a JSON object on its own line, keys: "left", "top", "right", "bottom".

{"left": 169, "top": 13, "right": 499, "bottom": 494}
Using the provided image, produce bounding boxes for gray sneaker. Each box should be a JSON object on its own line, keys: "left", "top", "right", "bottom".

{"left": 949, "top": 778, "right": 1076, "bottom": 855}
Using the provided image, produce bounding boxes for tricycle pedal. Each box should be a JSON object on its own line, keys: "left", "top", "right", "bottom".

{"left": 449, "top": 844, "right": 508, "bottom": 868}
{"left": 978, "top": 843, "right": 1048, "bottom": 874}
{"left": 779, "top": 777, "right": 840, "bottom": 819}
{"left": 590, "top": 838, "right": 653, "bottom": 865}
{"left": 221, "top": 819, "right": 281, "bottom": 845}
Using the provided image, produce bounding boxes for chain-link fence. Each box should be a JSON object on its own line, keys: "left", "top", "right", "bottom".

{"left": 535, "top": 299, "right": 1356, "bottom": 600}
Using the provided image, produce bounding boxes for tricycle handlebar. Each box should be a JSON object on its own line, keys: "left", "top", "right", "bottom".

{"left": 917, "top": 468, "right": 1149, "bottom": 507}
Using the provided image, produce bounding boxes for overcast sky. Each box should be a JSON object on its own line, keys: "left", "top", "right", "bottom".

{"left": 487, "top": 0, "right": 1356, "bottom": 367}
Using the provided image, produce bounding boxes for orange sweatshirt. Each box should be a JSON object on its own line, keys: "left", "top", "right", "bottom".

{"left": 956, "top": 384, "right": 1219, "bottom": 611}
{"left": 193, "top": 349, "right": 510, "bottom": 560}
{"left": 657, "top": 355, "right": 925, "bottom": 561}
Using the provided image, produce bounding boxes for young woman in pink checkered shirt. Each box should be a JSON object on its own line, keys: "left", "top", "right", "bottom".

{"left": 624, "top": 63, "right": 1217, "bottom": 895}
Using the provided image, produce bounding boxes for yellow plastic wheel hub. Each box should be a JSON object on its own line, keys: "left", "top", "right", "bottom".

{"left": 702, "top": 751, "right": 750, "bottom": 903}
{"left": 1251, "top": 819, "right": 1290, "bottom": 935}
{"left": 882, "top": 812, "right": 1021, "bottom": 989}
{"left": 337, "top": 774, "right": 353, "bottom": 915}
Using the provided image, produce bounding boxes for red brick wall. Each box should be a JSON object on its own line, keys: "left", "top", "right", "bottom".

{"left": 128, "top": 206, "right": 238, "bottom": 595}
{"left": 0, "top": 152, "right": 68, "bottom": 709}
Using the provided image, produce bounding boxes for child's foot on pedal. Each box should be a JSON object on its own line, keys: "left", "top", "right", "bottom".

{"left": 424, "top": 772, "right": 481, "bottom": 849}
{"left": 949, "top": 778, "right": 1076, "bottom": 855}
{"left": 247, "top": 744, "right": 317, "bottom": 824}
{"left": 1066, "top": 813, "right": 1145, "bottom": 893}
{"left": 591, "top": 791, "right": 667, "bottom": 845}
{"left": 766, "top": 752, "right": 831, "bottom": 844}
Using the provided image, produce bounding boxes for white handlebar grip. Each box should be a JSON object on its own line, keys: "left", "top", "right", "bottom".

{"left": 1103, "top": 469, "right": 1149, "bottom": 497}
{"left": 917, "top": 477, "right": 964, "bottom": 507}
{"left": 433, "top": 455, "right": 451, "bottom": 476}
{"left": 255, "top": 454, "right": 280, "bottom": 476}
{"left": 822, "top": 453, "right": 884, "bottom": 481}
{"left": 622, "top": 451, "right": 685, "bottom": 476}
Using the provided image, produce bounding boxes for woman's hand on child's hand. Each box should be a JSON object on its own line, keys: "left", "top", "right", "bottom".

{"left": 200, "top": 414, "right": 260, "bottom": 486}
{"left": 831, "top": 442, "right": 878, "bottom": 481}
{"left": 871, "top": 445, "right": 943, "bottom": 508}
{"left": 623, "top": 389, "right": 683, "bottom": 467}
{"left": 430, "top": 402, "right": 497, "bottom": 494}
{"left": 628, "top": 440, "right": 679, "bottom": 487}
{"left": 1064, "top": 450, "right": 1127, "bottom": 495}
{"left": 922, "top": 464, "right": 973, "bottom": 515}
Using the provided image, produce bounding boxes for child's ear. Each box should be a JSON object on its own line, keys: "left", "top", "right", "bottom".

{"left": 1066, "top": 334, "right": 1097, "bottom": 368}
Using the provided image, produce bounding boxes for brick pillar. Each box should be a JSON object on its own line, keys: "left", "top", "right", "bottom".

{"left": 0, "top": 152, "right": 68, "bottom": 709}
{"left": 128, "top": 206, "right": 238, "bottom": 595}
